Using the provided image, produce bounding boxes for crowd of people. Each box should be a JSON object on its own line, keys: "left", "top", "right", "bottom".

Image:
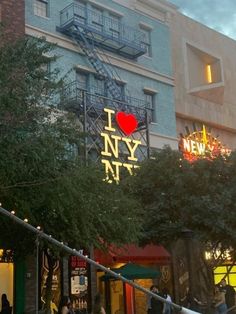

{"left": 213, "top": 279, "right": 235, "bottom": 314}
{"left": 2, "top": 278, "right": 235, "bottom": 314}
{"left": 179, "top": 278, "right": 235, "bottom": 314}
{"left": 147, "top": 285, "right": 173, "bottom": 314}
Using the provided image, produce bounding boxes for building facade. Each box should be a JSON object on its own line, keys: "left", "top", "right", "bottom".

{"left": 4, "top": 0, "right": 236, "bottom": 312}
{"left": 170, "top": 8, "right": 236, "bottom": 157}
{"left": 1, "top": 0, "right": 177, "bottom": 313}
{"left": 170, "top": 5, "right": 236, "bottom": 304}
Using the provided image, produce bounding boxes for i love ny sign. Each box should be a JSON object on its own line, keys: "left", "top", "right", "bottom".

{"left": 101, "top": 108, "right": 141, "bottom": 183}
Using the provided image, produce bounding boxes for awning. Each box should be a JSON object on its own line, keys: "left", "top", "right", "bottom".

{"left": 94, "top": 244, "right": 171, "bottom": 266}
{"left": 101, "top": 263, "right": 160, "bottom": 281}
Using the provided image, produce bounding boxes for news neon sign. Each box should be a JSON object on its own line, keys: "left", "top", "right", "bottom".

{"left": 179, "top": 125, "right": 231, "bottom": 162}
{"left": 101, "top": 108, "right": 141, "bottom": 183}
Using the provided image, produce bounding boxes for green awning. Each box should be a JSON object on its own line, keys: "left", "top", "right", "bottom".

{"left": 101, "top": 263, "right": 160, "bottom": 281}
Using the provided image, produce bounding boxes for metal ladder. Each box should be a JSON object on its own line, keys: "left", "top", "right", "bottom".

{"left": 71, "top": 25, "right": 123, "bottom": 101}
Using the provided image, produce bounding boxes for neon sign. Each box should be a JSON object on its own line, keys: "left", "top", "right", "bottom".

{"left": 101, "top": 108, "right": 141, "bottom": 183}
{"left": 179, "top": 125, "right": 231, "bottom": 162}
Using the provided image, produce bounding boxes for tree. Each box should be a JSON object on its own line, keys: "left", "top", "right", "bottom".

{"left": 0, "top": 35, "right": 141, "bottom": 312}
{"left": 124, "top": 146, "right": 236, "bottom": 300}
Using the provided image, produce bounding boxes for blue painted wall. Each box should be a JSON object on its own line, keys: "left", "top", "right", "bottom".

{"left": 25, "top": 0, "right": 176, "bottom": 138}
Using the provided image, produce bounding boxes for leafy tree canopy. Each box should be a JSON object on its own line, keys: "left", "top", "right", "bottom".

{"left": 0, "top": 35, "right": 142, "bottom": 256}
{"left": 124, "top": 146, "right": 236, "bottom": 254}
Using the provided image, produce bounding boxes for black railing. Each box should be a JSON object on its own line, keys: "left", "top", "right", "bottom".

{"left": 59, "top": 3, "right": 146, "bottom": 58}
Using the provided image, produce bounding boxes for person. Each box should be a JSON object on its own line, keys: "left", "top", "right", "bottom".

{"left": 220, "top": 279, "right": 235, "bottom": 313}
{"left": 93, "top": 293, "right": 106, "bottom": 314}
{"left": 181, "top": 287, "right": 202, "bottom": 311}
{"left": 162, "top": 288, "right": 172, "bottom": 314}
{"left": 214, "top": 285, "right": 227, "bottom": 314}
{"left": 1, "top": 294, "right": 11, "bottom": 314}
{"left": 58, "top": 296, "right": 70, "bottom": 314}
{"left": 150, "top": 285, "right": 163, "bottom": 314}
{"left": 147, "top": 285, "right": 155, "bottom": 314}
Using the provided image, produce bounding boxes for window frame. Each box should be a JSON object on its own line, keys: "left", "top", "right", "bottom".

{"left": 91, "top": 6, "right": 104, "bottom": 32}
{"left": 109, "top": 13, "right": 121, "bottom": 39}
{"left": 34, "top": 0, "right": 49, "bottom": 18}
{"left": 140, "top": 27, "right": 152, "bottom": 57}
{"left": 144, "top": 91, "right": 156, "bottom": 123}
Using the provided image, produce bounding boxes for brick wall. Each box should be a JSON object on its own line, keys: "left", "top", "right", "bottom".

{"left": 0, "top": 0, "right": 25, "bottom": 40}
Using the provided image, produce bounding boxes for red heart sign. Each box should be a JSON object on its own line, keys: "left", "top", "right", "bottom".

{"left": 116, "top": 112, "right": 138, "bottom": 136}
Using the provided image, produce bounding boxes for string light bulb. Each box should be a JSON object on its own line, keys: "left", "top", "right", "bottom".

{"left": 11, "top": 211, "right": 15, "bottom": 215}
{"left": 24, "top": 218, "right": 28, "bottom": 223}
{"left": 36, "top": 226, "right": 41, "bottom": 230}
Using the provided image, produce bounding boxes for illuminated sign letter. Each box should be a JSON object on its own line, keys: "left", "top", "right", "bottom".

{"left": 122, "top": 138, "right": 141, "bottom": 161}
{"left": 104, "top": 108, "right": 116, "bottom": 132}
{"left": 101, "top": 133, "right": 121, "bottom": 158}
{"left": 101, "top": 159, "right": 122, "bottom": 183}
{"left": 183, "top": 139, "right": 191, "bottom": 152}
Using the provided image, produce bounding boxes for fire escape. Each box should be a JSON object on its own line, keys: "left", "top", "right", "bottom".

{"left": 57, "top": 3, "right": 152, "bottom": 163}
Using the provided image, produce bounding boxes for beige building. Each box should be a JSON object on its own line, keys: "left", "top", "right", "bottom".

{"left": 170, "top": 6, "right": 236, "bottom": 156}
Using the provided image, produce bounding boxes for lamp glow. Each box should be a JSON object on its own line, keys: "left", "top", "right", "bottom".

{"left": 207, "top": 64, "right": 212, "bottom": 83}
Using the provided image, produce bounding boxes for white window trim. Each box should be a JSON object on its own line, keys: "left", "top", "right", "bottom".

{"left": 143, "top": 87, "right": 158, "bottom": 94}
{"left": 139, "top": 22, "right": 153, "bottom": 30}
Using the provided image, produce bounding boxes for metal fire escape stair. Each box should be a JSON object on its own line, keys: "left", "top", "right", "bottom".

{"left": 58, "top": 18, "right": 151, "bottom": 162}
{"left": 71, "top": 25, "right": 123, "bottom": 101}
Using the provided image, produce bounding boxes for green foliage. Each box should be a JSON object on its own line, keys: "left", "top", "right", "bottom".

{"left": 125, "top": 146, "right": 236, "bottom": 250}
{"left": 0, "top": 35, "right": 141, "bottom": 256}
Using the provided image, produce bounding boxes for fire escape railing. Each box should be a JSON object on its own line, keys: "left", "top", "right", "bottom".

{"left": 58, "top": 3, "right": 146, "bottom": 59}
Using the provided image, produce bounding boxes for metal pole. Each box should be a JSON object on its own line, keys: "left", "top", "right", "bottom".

{"left": 145, "top": 110, "right": 151, "bottom": 159}
{"left": 36, "top": 236, "right": 39, "bottom": 314}
{"left": 0, "top": 206, "right": 201, "bottom": 314}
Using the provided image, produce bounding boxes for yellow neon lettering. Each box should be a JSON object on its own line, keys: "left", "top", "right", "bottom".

{"left": 122, "top": 138, "right": 141, "bottom": 161}
{"left": 196, "top": 142, "right": 205, "bottom": 155}
{"left": 104, "top": 108, "right": 115, "bottom": 132}
{"left": 122, "top": 163, "right": 134, "bottom": 175}
{"left": 101, "top": 159, "right": 122, "bottom": 183}
{"left": 101, "top": 133, "right": 121, "bottom": 158}
{"left": 190, "top": 140, "right": 196, "bottom": 154}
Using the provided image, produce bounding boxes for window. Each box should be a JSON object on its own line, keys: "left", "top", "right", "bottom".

{"left": 94, "top": 77, "right": 104, "bottom": 95}
{"left": 34, "top": 0, "right": 48, "bottom": 18}
{"left": 140, "top": 27, "right": 151, "bottom": 57}
{"left": 144, "top": 92, "right": 156, "bottom": 122}
{"left": 76, "top": 72, "right": 88, "bottom": 91}
{"left": 74, "top": 1, "right": 86, "bottom": 25}
{"left": 109, "top": 14, "right": 120, "bottom": 39}
{"left": 76, "top": 71, "right": 88, "bottom": 100}
{"left": 91, "top": 6, "right": 103, "bottom": 32}
{"left": 214, "top": 265, "right": 236, "bottom": 290}
{"left": 185, "top": 42, "right": 224, "bottom": 104}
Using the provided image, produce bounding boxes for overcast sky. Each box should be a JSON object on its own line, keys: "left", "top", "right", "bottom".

{"left": 168, "top": 0, "right": 236, "bottom": 40}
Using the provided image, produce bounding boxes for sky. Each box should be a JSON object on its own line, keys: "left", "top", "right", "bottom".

{"left": 168, "top": 0, "right": 236, "bottom": 40}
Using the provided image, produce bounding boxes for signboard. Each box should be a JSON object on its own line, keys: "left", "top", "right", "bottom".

{"left": 101, "top": 108, "right": 141, "bottom": 183}
{"left": 69, "top": 250, "right": 88, "bottom": 310}
{"left": 179, "top": 125, "right": 231, "bottom": 162}
{"left": 41, "top": 252, "right": 61, "bottom": 310}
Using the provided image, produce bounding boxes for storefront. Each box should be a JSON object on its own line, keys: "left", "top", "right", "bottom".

{"left": 94, "top": 244, "right": 171, "bottom": 314}
{"left": 0, "top": 250, "right": 14, "bottom": 310}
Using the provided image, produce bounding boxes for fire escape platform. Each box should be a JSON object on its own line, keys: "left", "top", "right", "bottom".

{"left": 58, "top": 3, "right": 146, "bottom": 59}
{"left": 60, "top": 81, "right": 152, "bottom": 130}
